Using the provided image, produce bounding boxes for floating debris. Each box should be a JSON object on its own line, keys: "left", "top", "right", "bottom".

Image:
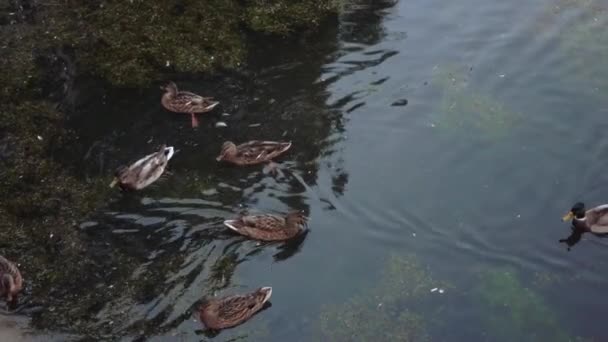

{"left": 391, "top": 99, "right": 408, "bottom": 107}
{"left": 37, "top": 135, "right": 43, "bottom": 141}
{"left": 249, "top": 123, "right": 262, "bottom": 128}
{"left": 222, "top": 112, "right": 231, "bottom": 117}
{"left": 430, "top": 288, "right": 438, "bottom": 292}
{"left": 215, "top": 121, "right": 228, "bottom": 128}
{"left": 439, "top": 289, "right": 445, "bottom": 294}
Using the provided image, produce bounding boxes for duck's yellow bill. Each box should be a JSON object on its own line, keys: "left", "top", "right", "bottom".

{"left": 562, "top": 211, "right": 575, "bottom": 222}
{"left": 109, "top": 178, "right": 118, "bottom": 188}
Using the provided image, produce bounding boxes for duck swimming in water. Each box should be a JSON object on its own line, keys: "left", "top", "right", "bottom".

{"left": 216, "top": 141, "right": 291, "bottom": 166}
{"left": 224, "top": 211, "right": 307, "bottom": 241}
{"left": 161, "top": 81, "right": 219, "bottom": 128}
{"left": 110, "top": 145, "right": 175, "bottom": 191}
{"left": 562, "top": 202, "right": 608, "bottom": 234}
{"left": 199, "top": 287, "right": 272, "bottom": 330}
{"left": 0, "top": 255, "right": 23, "bottom": 304}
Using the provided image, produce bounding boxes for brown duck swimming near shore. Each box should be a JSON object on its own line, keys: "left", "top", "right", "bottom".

{"left": 161, "top": 81, "right": 219, "bottom": 128}
{"left": 110, "top": 145, "right": 175, "bottom": 191}
{"left": 224, "top": 211, "right": 307, "bottom": 241}
{"left": 216, "top": 141, "right": 291, "bottom": 166}
{"left": 0, "top": 255, "right": 23, "bottom": 303}
{"left": 199, "top": 287, "right": 272, "bottom": 330}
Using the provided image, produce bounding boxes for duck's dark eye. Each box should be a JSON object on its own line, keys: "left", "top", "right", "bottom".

{"left": 164, "top": 149, "right": 170, "bottom": 156}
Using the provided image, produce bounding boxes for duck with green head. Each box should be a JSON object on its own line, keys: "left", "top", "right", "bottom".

{"left": 562, "top": 202, "right": 608, "bottom": 234}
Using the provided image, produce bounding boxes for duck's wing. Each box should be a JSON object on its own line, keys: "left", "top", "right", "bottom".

{"left": 215, "top": 289, "right": 270, "bottom": 322}
{"left": 225, "top": 215, "right": 285, "bottom": 233}
{"left": 589, "top": 205, "right": 608, "bottom": 233}
{"left": 176, "top": 91, "right": 217, "bottom": 107}
{"left": 237, "top": 141, "right": 291, "bottom": 160}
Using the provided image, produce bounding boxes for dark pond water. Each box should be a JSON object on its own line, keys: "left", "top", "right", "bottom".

{"left": 7, "top": 0, "right": 608, "bottom": 340}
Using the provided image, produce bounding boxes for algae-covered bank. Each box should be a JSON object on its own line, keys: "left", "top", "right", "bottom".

{"left": 0, "top": 0, "right": 339, "bottom": 338}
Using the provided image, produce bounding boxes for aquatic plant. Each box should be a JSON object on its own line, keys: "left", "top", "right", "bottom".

{"left": 1, "top": 0, "right": 339, "bottom": 87}
{"left": 474, "top": 269, "right": 572, "bottom": 342}
{"left": 554, "top": 0, "right": 608, "bottom": 94}
{"left": 317, "top": 255, "right": 447, "bottom": 341}
{"left": 431, "top": 65, "right": 521, "bottom": 140}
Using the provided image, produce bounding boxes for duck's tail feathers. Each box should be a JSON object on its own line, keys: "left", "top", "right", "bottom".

{"left": 260, "top": 287, "right": 272, "bottom": 303}
{"left": 281, "top": 142, "right": 292, "bottom": 152}
{"left": 205, "top": 101, "right": 220, "bottom": 110}
{"left": 223, "top": 220, "right": 241, "bottom": 232}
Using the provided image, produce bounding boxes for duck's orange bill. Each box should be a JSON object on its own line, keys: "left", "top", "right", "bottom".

{"left": 109, "top": 178, "right": 118, "bottom": 188}
{"left": 562, "top": 211, "right": 575, "bottom": 222}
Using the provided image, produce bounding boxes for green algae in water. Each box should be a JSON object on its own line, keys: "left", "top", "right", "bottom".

{"left": 474, "top": 269, "right": 572, "bottom": 342}
{"left": 317, "top": 255, "right": 449, "bottom": 342}
{"left": 431, "top": 65, "right": 521, "bottom": 140}
{"left": 557, "top": 2, "right": 608, "bottom": 94}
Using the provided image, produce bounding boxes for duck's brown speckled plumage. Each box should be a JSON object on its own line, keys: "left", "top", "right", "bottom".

{"left": 110, "top": 145, "right": 174, "bottom": 191}
{"left": 199, "top": 287, "right": 272, "bottom": 330}
{"left": 224, "top": 211, "right": 307, "bottom": 241}
{"left": 0, "top": 255, "right": 23, "bottom": 303}
{"left": 161, "top": 82, "right": 219, "bottom": 127}
{"left": 216, "top": 141, "right": 291, "bottom": 166}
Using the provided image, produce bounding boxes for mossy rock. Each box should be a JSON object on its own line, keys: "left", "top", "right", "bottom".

{"left": 1, "top": 0, "right": 338, "bottom": 87}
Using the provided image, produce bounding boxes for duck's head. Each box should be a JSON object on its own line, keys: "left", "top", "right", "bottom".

{"left": 216, "top": 142, "right": 237, "bottom": 161}
{"left": 161, "top": 81, "right": 178, "bottom": 96}
{"left": 562, "top": 202, "right": 586, "bottom": 221}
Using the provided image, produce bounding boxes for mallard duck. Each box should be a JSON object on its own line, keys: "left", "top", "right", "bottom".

{"left": 161, "top": 81, "right": 219, "bottom": 128}
{"left": 110, "top": 145, "right": 175, "bottom": 191}
{"left": 562, "top": 202, "right": 608, "bottom": 234}
{"left": 199, "top": 287, "right": 272, "bottom": 330}
{"left": 216, "top": 141, "right": 291, "bottom": 166}
{"left": 0, "top": 255, "right": 23, "bottom": 303}
{"left": 224, "top": 211, "right": 307, "bottom": 241}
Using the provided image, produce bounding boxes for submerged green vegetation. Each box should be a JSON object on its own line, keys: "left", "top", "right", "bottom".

{"left": 553, "top": 0, "right": 608, "bottom": 94}
{"left": 432, "top": 65, "right": 521, "bottom": 140}
{"left": 473, "top": 268, "right": 573, "bottom": 342}
{"left": 318, "top": 255, "right": 447, "bottom": 341}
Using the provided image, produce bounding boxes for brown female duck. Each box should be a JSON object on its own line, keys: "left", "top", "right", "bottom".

{"left": 0, "top": 255, "right": 23, "bottom": 303}
{"left": 199, "top": 287, "right": 272, "bottom": 330}
{"left": 562, "top": 202, "right": 608, "bottom": 234}
{"left": 224, "top": 211, "right": 307, "bottom": 241}
{"left": 216, "top": 141, "right": 291, "bottom": 166}
{"left": 161, "top": 81, "right": 219, "bottom": 128}
{"left": 110, "top": 145, "right": 175, "bottom": 191}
